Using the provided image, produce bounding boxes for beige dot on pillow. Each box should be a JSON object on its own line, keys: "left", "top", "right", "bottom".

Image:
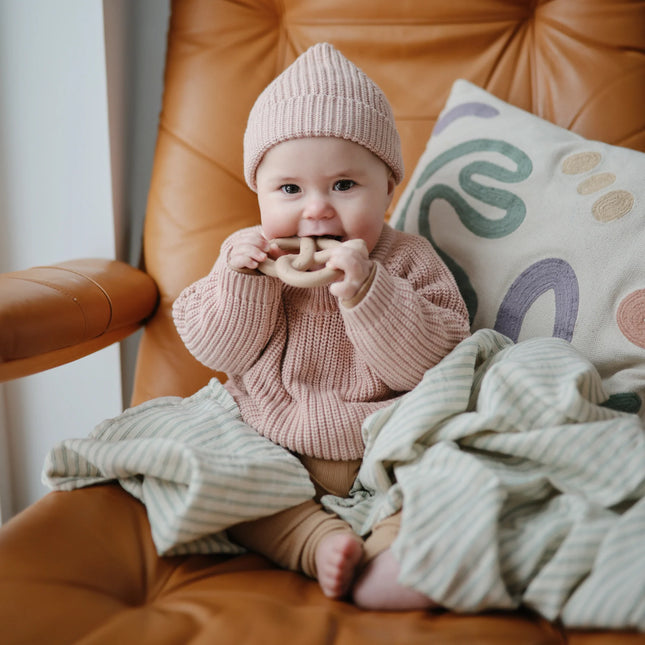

{"left": 592, "top": 190, "right": 635, "bottom": 222}
{"left": 577, "top": 172, "right": 616, "bottom": 194}
{"left": 561, "top": 151, "right": 602, "bottom": 174}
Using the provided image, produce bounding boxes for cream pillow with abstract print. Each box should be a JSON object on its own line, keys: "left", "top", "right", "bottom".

{"left": 391, "top": 79, "right": 645, "bottom": 417}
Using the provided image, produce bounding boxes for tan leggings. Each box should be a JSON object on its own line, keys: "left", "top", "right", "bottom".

{"left": 228, "top": 454, "right": 400, "bottom": 580}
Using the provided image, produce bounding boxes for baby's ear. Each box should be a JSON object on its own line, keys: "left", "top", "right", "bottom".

{"left": 385, "top": 171, "right": 396, "bottom": 208}
{"left": 387, "top": 171, "right": 396, "bottom": 197}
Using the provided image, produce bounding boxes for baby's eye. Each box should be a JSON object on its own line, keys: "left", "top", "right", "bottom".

{"left": 280, "top": 184, "right": 301, "bottom": 195}
{"left": 334, "top": 179, "right": 355, "bottom": 192}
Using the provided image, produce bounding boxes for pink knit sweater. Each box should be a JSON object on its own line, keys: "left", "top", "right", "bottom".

{"left": 173, "top": 224, "right": 470, "bottom": 461}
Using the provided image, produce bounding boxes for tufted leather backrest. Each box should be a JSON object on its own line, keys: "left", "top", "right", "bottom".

{"left": 131, "top": 0, "right": 645, "bottom": 405}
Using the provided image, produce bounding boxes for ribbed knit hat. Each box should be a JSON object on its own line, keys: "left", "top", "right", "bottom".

{"left": 243, "top": 43, "right": 403, "bottom": 191}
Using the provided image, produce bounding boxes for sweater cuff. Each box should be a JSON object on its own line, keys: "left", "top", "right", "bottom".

{"left": 344, "top": 263, "right": 395, "bottom": 317}
{"left": 221, "top": 263, "right": 281, "bottom": 304}
{"left": 340, "top": 263, "right": 377, "bottom": 309}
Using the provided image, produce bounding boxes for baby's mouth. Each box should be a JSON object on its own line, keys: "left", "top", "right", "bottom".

{"left": 297, "top": 220, "right": 345, "bottom": 240}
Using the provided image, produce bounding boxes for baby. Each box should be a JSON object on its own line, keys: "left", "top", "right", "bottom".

{"left": 173, "top": 43, "right": 471, "bottom": 609}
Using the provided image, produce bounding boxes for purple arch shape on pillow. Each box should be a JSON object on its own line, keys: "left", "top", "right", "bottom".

{"left": 494, "top": 258, "right": 579, "bottom": 342}
{"left": 433, "top": 102, "right": 500, "bottom": 135}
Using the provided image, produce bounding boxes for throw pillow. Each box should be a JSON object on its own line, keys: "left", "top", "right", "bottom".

{"left": 391, "top": 79, "right": 645, "bottom": 416}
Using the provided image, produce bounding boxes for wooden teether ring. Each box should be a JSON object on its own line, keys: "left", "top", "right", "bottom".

{"left": 257, "top": 237, "right": 343, "bottom": 288}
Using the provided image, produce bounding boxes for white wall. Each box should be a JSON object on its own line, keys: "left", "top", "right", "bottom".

{"left": 0, "top": 0, "right": 169, "bottom": 518}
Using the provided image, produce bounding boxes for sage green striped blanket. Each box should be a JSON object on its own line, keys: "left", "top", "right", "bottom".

{"left": 325, "top": 329, "right": 645, "bottom": 630}
{"left": 43, "top": 380, "right": 315, "bottom": 556}
{"left": 43, "top": 329, "right": 645, "bottom": 630}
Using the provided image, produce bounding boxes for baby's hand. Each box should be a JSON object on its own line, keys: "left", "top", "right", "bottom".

{"left": 326, "top": 239, "right": 373, "bottom": 302}
{"left": 228, "top": 229, "right": 273, "bottom": 271}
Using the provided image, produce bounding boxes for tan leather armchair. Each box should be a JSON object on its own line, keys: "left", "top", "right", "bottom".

{"left": 1, "top": 1, "right": 644, "bottom": 642}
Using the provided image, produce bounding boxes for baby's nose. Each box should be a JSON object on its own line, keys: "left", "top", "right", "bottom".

{"left": 303, "top": 195, "right": 334, "bottom": 219}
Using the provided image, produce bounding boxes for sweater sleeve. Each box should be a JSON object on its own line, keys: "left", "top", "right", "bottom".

{"left": 341, "top": 232, "right": 471, "bottom": 391}
{"left": 172, "top": 231, "right": 282, "bottom": 374}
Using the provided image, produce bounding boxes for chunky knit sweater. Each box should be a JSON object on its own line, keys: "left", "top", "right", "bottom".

{"left": 173, "top": 224, "right": 470, "bottom": 461}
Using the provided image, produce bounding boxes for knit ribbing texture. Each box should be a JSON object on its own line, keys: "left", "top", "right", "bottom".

{"left": 172, "top": 225, "right": 471, "bottom": 461}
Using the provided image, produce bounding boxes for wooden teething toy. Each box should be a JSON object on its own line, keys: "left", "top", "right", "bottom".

{"left": 257, "top": 237, "right": 347, "bottom": 288}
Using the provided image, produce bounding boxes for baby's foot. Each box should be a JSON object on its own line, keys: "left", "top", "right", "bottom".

{"left": 352, "top": 548, "right": 437, "bottom": 611}
{"left": 315, "top": 533, "right": 364, "bottom": 599}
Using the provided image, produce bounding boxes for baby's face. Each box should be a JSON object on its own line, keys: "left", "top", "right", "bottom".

{"left": 255, "top": 137, "right": 396, "bottom": 253}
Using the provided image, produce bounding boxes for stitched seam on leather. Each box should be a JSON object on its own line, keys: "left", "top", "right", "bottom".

{"left": 32, "top": 267, "right": 114, "bottom": 330}
{"left": 6, "top": 274, "right": 110, "bottom": 339}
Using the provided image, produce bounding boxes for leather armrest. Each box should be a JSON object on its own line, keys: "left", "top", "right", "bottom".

{"left": 0, "top": 258, "right": 158, "bottom": 382}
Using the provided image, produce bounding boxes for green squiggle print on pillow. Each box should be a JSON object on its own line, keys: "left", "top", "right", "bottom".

{"left": 601, "top": 392, "right": 642, "bottom": 415}
{"left": 396, "top": 139, "right": 532, "bottom": 323}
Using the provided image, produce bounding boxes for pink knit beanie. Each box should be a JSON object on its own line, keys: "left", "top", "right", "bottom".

{"left": 243, "top": 43, "right": 404, "bottom": 191}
